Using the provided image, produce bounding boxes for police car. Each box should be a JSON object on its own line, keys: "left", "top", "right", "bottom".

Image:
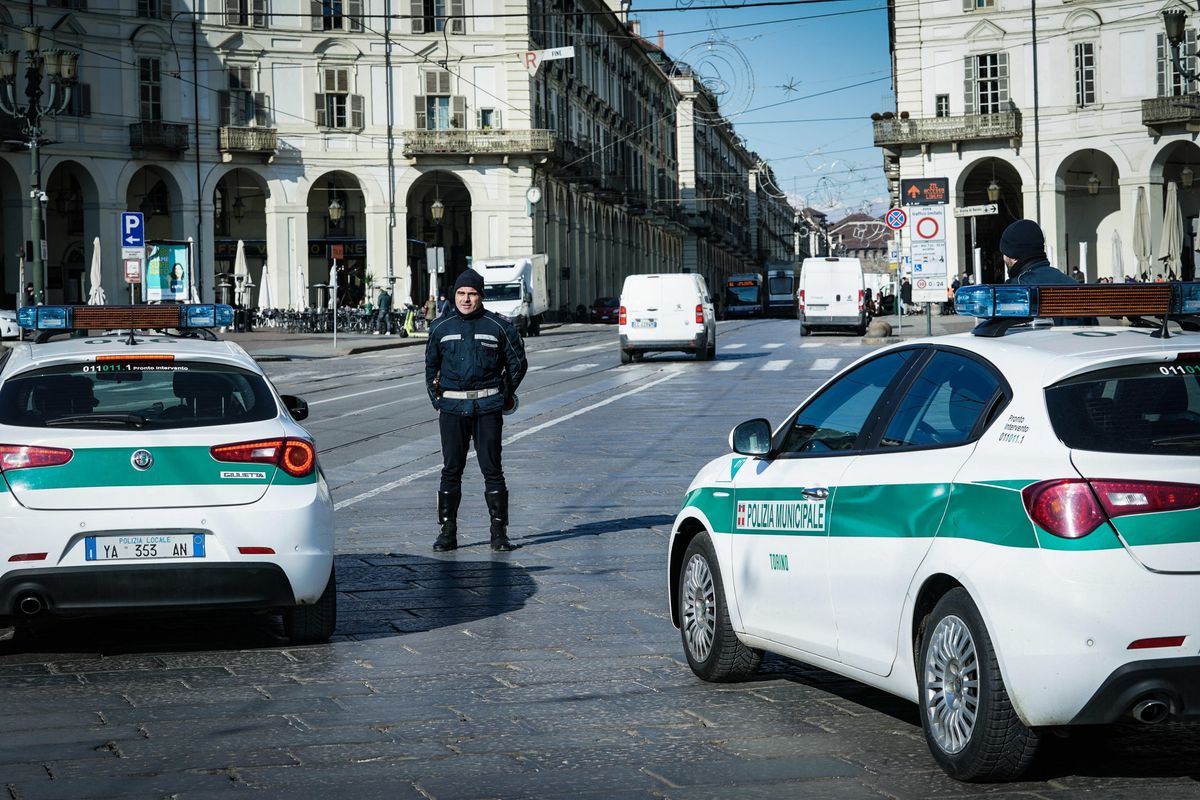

{"left": 668, "top": 282, "right": 1200, "bottom": 781}
{"left": 0, "top": 304, "right": 335, "bottom": 643}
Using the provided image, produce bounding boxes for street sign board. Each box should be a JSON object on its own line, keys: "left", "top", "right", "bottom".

{"left": 426, "top": 247, "right": 445, "bottom": 274}
{"left": 330, "top": 243, "right": 344, "bottom": 260}
{"left": 908, "top": 205, "right": 946, "bottom": 242}
{"left": 907, "top": 204, "right": 947, "bottom": 302}
{"left": 901, "top": 178, "right": 949, "bottom": 206}
{"left": 953, "top": 203, "right": 999, "bottom": 218}
{"left": 912, "top": 276, "right": 948, "bottom": 303}
{"left": 124, "top": 258, "right": 142, "bottom": 284}
{"left": 121, "top": 211, "right": 145, "bottom": 247}
{"left": 521, "top": 46, "right": 576, "bottom": 76}
{"left": 885, "top": 207, "right": 907, "bottom": 230}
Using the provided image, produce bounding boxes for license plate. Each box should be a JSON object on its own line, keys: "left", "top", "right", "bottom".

{"left": 632, "top": 319, "right": 657, "bottom": 329}
{"left": 85, "top": 534, "right": 206, "bottom": 561}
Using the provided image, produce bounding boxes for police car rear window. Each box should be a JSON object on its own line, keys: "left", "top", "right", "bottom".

{"left": 0, "top": 360, "right": 277, "bottom": 430}
{"left": 1046, "top": 359, "right": 1200, "bottom": 454}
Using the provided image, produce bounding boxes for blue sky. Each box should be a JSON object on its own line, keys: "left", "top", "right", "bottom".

{"left": 632, "top": 0, "right": 893, "bottom": 219}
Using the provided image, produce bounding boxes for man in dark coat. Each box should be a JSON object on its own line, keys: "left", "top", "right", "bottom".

{"left": 1001, "top": 218, "right": 1094, "bottom": 324}
{"left": 425, "top": 268, "right": 528, "bottom": 552}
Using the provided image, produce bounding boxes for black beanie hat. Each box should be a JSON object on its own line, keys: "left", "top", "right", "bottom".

{"left": 453, "top": 268, "right": 484, "bottom": 294}
{"left": 999, "top": 219, "right": 1045, "bottom": 260}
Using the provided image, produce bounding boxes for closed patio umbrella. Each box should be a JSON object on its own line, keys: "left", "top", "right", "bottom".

{"left": 234, "top": 239, "right": 249, "bottom": 305}
{"left": 1110, "top": 230, "right": 1124, "bottom": 282}
{"left": 86, "top": 236, "right": 106, "bottom": 305}
{"left": 1159, "top": 181, "right": 1184, "bottom": 279}
{"left": 1133, "top": 186, "right": 1152, "bottom": 279}
{"left": 258, "top": 260, "right": 272, "bottom": 310}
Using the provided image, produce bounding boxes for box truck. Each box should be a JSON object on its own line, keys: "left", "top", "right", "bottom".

{"left": 474, "top": 254, "right": 549, "bottom": 336}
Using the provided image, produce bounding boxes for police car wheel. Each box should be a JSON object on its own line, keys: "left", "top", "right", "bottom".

{"left": 678, "top": 533, "right": 761, "bottom": 682}
{"left": 283, "top": 569, "right": 338, "bottom": 644}
{"left": 918, "top": 588, "right": 1039, "bottom": 781}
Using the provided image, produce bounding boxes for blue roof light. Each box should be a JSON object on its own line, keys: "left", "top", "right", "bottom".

{"left": 954, "top": 285, "right": 1035, "bottom": 318}
{"left": 1172, "top": 283, "right": 1200, "bottom": 315}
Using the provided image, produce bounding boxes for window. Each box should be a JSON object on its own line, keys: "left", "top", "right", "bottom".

{"left": 1075, "top": 42, "right": 1096, "bottom": 107}
{"left": 962, "top": 0, "right": 994, "bottom": 9}
{"left": 413, "top": 70, "right": 464, "bottom": 129}
{"left": 964, "top": 52, "right": 1008, "bottom": 115}
{"left": 221, "top": 66, "right": 271, "bottom": 127}
{"left": 881, "top": 352, "right": 1001, "bottom": 448}
{"left": 1158, "top": 30, "right": 1198, "bottom": 97}
{"left": 49, "top": 0, "right": 87, "bottom": 8}
{"left": 61, "top": 83, "right": 91, "bottom": 118}
{"left": 779, "top": 351, "right": 915, "bottom": 455}
{"left": 935, "top": 94, "right": 950, "bottom": 117}
{"left": 226, "top": 0, "right": 268, "bottom": 27}
{"left": 410, "top": 0, "right": 465, "bottom": 33}
{"left": 478, "top": 108, "right": 500, "bottom": 129}
{"left": 0, "top": 364, "right": 277, "bottom": 430}
{"left": 137, "top": 0, "right": 171, "bottom": 18}
{"left": 310, "top": 0, "right": 363, "bottom": 32}
{"left": 139, "top": 57, "right": 162, "bottom": 122}
{"left": 314, "top": 67, "right": 364, "bottom": 129}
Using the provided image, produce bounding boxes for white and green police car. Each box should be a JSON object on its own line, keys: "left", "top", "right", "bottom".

{"left": 669, "top": 282, "right": 1200, "bottom": 781}
{"left": 0, "top": 304, "right": 335, "bottom": 643}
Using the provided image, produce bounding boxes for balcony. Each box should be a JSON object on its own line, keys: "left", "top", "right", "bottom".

{"left": 219, "top": 126, "right": 278, "bottom": 160}
{"left": 129, "top": 121, "right": 190, "bottom": 154}
{"left": 401, "top": 128, "right": 555, "bottom": 158}
{"left": 873, "top": 110, "right": 1022, "bottom": 151}
{"left": 1142, "top": 95, "right": 1200, "bottom": 132}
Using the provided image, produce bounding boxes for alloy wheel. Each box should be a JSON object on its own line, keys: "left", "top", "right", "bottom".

{"left": 923, "top": 613, "right": 980, "bottom": 754}
{"left": 681, "top": 553, "right": 717, "bottom": 662}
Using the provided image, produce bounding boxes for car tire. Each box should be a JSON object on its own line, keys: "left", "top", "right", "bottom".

{"left": 800, "top": 325, "right": 811, "bottom": 336}
{"left": 678, "top": 533, "right": 762, "bottom": 682}
{"left": 918, "top": 587, "right": 1039, "bottom": 781}
{"left": 706, "top": 337, "right": 717, "bottom": 360}
{"left": 620, "top": 348, "right": 633, "bottom": 365}
{"left": 284, "top": 568, "right": 337, "bottom": 644}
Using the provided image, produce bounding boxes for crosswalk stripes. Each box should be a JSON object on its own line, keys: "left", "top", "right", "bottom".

{"left": 812, "top": 358, "right": 841, "bottom": 370}
{"left": 722, "top": 343, "right": 746, "bottom": 350}
{"left": 709, "top": 362, "right": 739, "bottom": 371}
{"left": 764, "top": 343, "right": 783, "bottom": 349}
{"left": 761, "top": 360, "right": 790, "bottom": 371}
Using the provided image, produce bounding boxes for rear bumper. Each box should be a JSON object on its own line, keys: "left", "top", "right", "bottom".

{"left": 1071, "top": 657, "right": 1200, "bottom": 724}
{"left": 0, "top": 562, "right": 299, "bottom": 618}
{"left": 802, "top": 314, "right": 863, "bottom": 328}
{"left": 620, "top": 332, "right": 705, "bottom": 352}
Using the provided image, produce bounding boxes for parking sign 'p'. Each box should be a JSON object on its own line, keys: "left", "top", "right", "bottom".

{"left": 121, "top": 211, "right": 145, "bottom": 248}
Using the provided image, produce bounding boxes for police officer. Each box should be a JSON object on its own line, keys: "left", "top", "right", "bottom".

{"left": 425, "top": 268, "right": 528, "bottom": 552}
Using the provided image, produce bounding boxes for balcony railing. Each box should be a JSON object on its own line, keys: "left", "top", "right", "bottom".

{"left": 129, "top": 121, "right": 190, "bottom": 153}
{"left": 401, "top": 128, "right": 555, "bottom": 156}
{"left": 873, "top": 110, "right": 1022, "bottom": 147}
{"left": 219, "top": 126, "right": 278, "bottom": 156}
{"left": 1142, "top": 95, "right": 1200, "bottom": 130}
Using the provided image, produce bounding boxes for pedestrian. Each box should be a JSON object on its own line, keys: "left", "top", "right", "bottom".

{"left": 374, "top": 285, "right": 392, "bottom": 335}
{"left": 424, "top": 294, "right": 437, "bottom": 323}
{"left": 900, "top": 277, "right": 912, "bottom": 315}
{"left": 1000, "top": 218, "right": 1094, "bottom": 324}
{"left": 425, "top": 268, "right": 528, "bottom": 553}
{"left": 22, "top": 282, "right": 34, "bottom": 308}
{"left": 436, "top": 293, "right": 450, "bottom": 317}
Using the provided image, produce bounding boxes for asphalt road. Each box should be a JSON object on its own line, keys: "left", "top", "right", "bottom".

{"left": 3, "top": 320, "right": 1200, "bottom": 798}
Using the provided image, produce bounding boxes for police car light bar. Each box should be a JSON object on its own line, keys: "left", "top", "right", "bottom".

{"left": 18, "top": 304, "right": 235, "bottom": 332}
{"left": 955, "top": 282, "right": 1200, "bottom": 337}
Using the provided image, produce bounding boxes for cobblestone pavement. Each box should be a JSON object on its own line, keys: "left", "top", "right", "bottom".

{"left": 3, "top": 323, "right": 1200, "bottom": 798}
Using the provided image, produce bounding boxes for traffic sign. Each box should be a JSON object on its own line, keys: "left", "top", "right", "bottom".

{"left": 908, "top": 205, "right": 946, "bottom": 241}
{"left": 330, "top": 243, "right": 344, "bottom": 260}
{"left": 521, "top": 46, "right": 576, "bottom": 76}
{"left": 885, "top": 207, "right": 907, "bottom": 230}
{"left": 901, "top": 178, "right": 949, "bottom": 206}
{"left": 121, "top": 211, "right": 145, "bottom": 247}
{"left": 953, "top": 203, "right": 999, "bottom": 218}
{"left": 123, "top": 258, "right": 142, "bottom": 284}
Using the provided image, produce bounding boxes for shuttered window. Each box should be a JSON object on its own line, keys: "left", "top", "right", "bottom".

{"left": 412, "top": 0, "right": 465, "bottom": 33}
{"left": 138, "top": 0, "right": 171, "bottom": 18}
{"left": 311, "top": 0, "right": 363, "bottom": 31}
{"left": 1074, "top": 42, "right": 1096, "bottom": 107}
{"left": 138, "top": 57, "right": 162, "bottom": 122}
{"left": 963, "top": 52, "right": 1008, "bottom": 115}
{"left": 226, "top": 0, "right": 268, "bottom": 27}
{"left": 1157, "top": 30, "right": 1198, "bottom": 97}
{"left": 414, "top": 70, "right": 463, "bottom": 129}
{"left": 961, "top": 0, "right": 994, "bottom": 9}
{"left": 314, "top": 67, "right": 363, "bottom": 129}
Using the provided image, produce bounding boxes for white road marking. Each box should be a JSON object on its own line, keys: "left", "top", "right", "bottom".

{"left": 722, "top": 343, "right": 746, "bottom": 350}
{"left": 527, "top": 365, "right": 548, "bottom": 371}
{"left": 761, "top": 360, "right": 790, "bottom": 372}
{"left": 334, "top": 371, "right": 681, "bottom": 510}
{"left": 561, "top": 363, "right": 600, "bottom": 372}
{"left": 799, "top": 342, "right": 821, "bottom": 348}
{"left": 764, "top": 343, "right": 783, "bottom": 349}
{"left": 309, "top": 396, "right": 419, "bottom": 425}
{"left": 710, "top": 362, "right": 739, "bottom": 371}
{"left": 811, "top": 358, "right": 841, "bottom": 370}
{"left": 310, "top": 379, "right": 421, "bottom": 406}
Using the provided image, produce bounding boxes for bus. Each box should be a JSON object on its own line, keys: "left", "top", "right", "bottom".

{"left": 722, "top": 273, "right": 764, "bottom": 318}
{"left": 764, "top": 264, "right": 799, "bottom": 318}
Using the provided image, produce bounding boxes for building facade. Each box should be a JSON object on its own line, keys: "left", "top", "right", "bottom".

{"left": 0, "top": 0, "right": 794, "bottom": 312}
{"left": 876, "top": 0, "right": 1199, "bottom": 284}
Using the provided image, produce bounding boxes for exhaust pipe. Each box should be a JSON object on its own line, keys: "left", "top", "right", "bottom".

{"left": 16, "top": 594, "right": 43, "bottom": 616}
{"left": 1131, "top": 696, "right": 1170, "bottom": 725}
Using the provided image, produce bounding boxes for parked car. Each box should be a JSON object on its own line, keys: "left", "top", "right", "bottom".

{"left": 590, "top": 296, "right": 620, "bottom": 324}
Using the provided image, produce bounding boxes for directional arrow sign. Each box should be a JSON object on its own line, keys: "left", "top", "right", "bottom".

{"left": 121, "top": 211, "right": 145, "bottom": 248}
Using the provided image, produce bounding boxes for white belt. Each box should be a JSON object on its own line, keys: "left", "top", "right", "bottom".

{"left": 441, "top": 388, "right": 500, "bottom": 400}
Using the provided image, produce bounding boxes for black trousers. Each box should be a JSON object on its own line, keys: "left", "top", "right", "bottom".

{"left": 439, "top": 411, "right": 505, "bottom": 493}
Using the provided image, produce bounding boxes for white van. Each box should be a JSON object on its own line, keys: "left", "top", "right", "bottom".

{"left": 618, "top": 273, "right": 716, "bottom": 364}
{"left": 798, "top": 256, "right": 868, "bottom": 336}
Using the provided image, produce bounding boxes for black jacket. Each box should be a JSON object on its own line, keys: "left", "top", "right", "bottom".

{"left": 1006, "top": 255, "right": 1095, "bottom": 325}
{"left": 425, "top": 308, "right": 528, "bottom": 416}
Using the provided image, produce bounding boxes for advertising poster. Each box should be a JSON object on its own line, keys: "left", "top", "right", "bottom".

{"left": 145, "top": 242, "right": 190, "bottom": 302}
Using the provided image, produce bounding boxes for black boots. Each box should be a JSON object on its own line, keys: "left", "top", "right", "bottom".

{"left": 485, "top": 489, "right": 516, "bottom": 552}
{"left": 433, "top": 490, "right": 460, "bottom": 551}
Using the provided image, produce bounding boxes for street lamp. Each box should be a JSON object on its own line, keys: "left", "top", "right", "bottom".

{"left": 1087, "top": 173, "right": 1101, "bottom": 196}
{"left": 1164, "top": 9, "right": 1200, "bottom": 83}
{"left": 1183, "top": 166, "right": 1195, "bottom": 188}
{"left": 430, "top": 198, "right": 444, "bottom": 223}
{"left": 986, "top": 180, "right": 1000, "bottom": 203}
{"left": 327, "top": 194, "right": 344, "bottom": 226}
{"left": 0, "top": 27, "right": 78, "bottom": 305}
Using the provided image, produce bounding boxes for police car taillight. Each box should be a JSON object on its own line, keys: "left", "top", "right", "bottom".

{"left": 1022, "top": 478, "right": 1200, "bottom": 538}
{"left": 210, "top": 438, "right": 315, "bottom": 478}
{"left": 0, "top": 445, "right": 73, "bottom": 471}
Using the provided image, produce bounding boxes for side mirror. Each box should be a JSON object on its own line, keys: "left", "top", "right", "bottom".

{"left": 281, "top": 394, "right": 309, "bottom": 421}
{"left": 729, "top": 418, "right": 772, "bottom": 457}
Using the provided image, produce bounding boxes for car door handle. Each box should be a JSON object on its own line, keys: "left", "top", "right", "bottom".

{"left": 801, "top": 487, "right": 829, "bottom": 499}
